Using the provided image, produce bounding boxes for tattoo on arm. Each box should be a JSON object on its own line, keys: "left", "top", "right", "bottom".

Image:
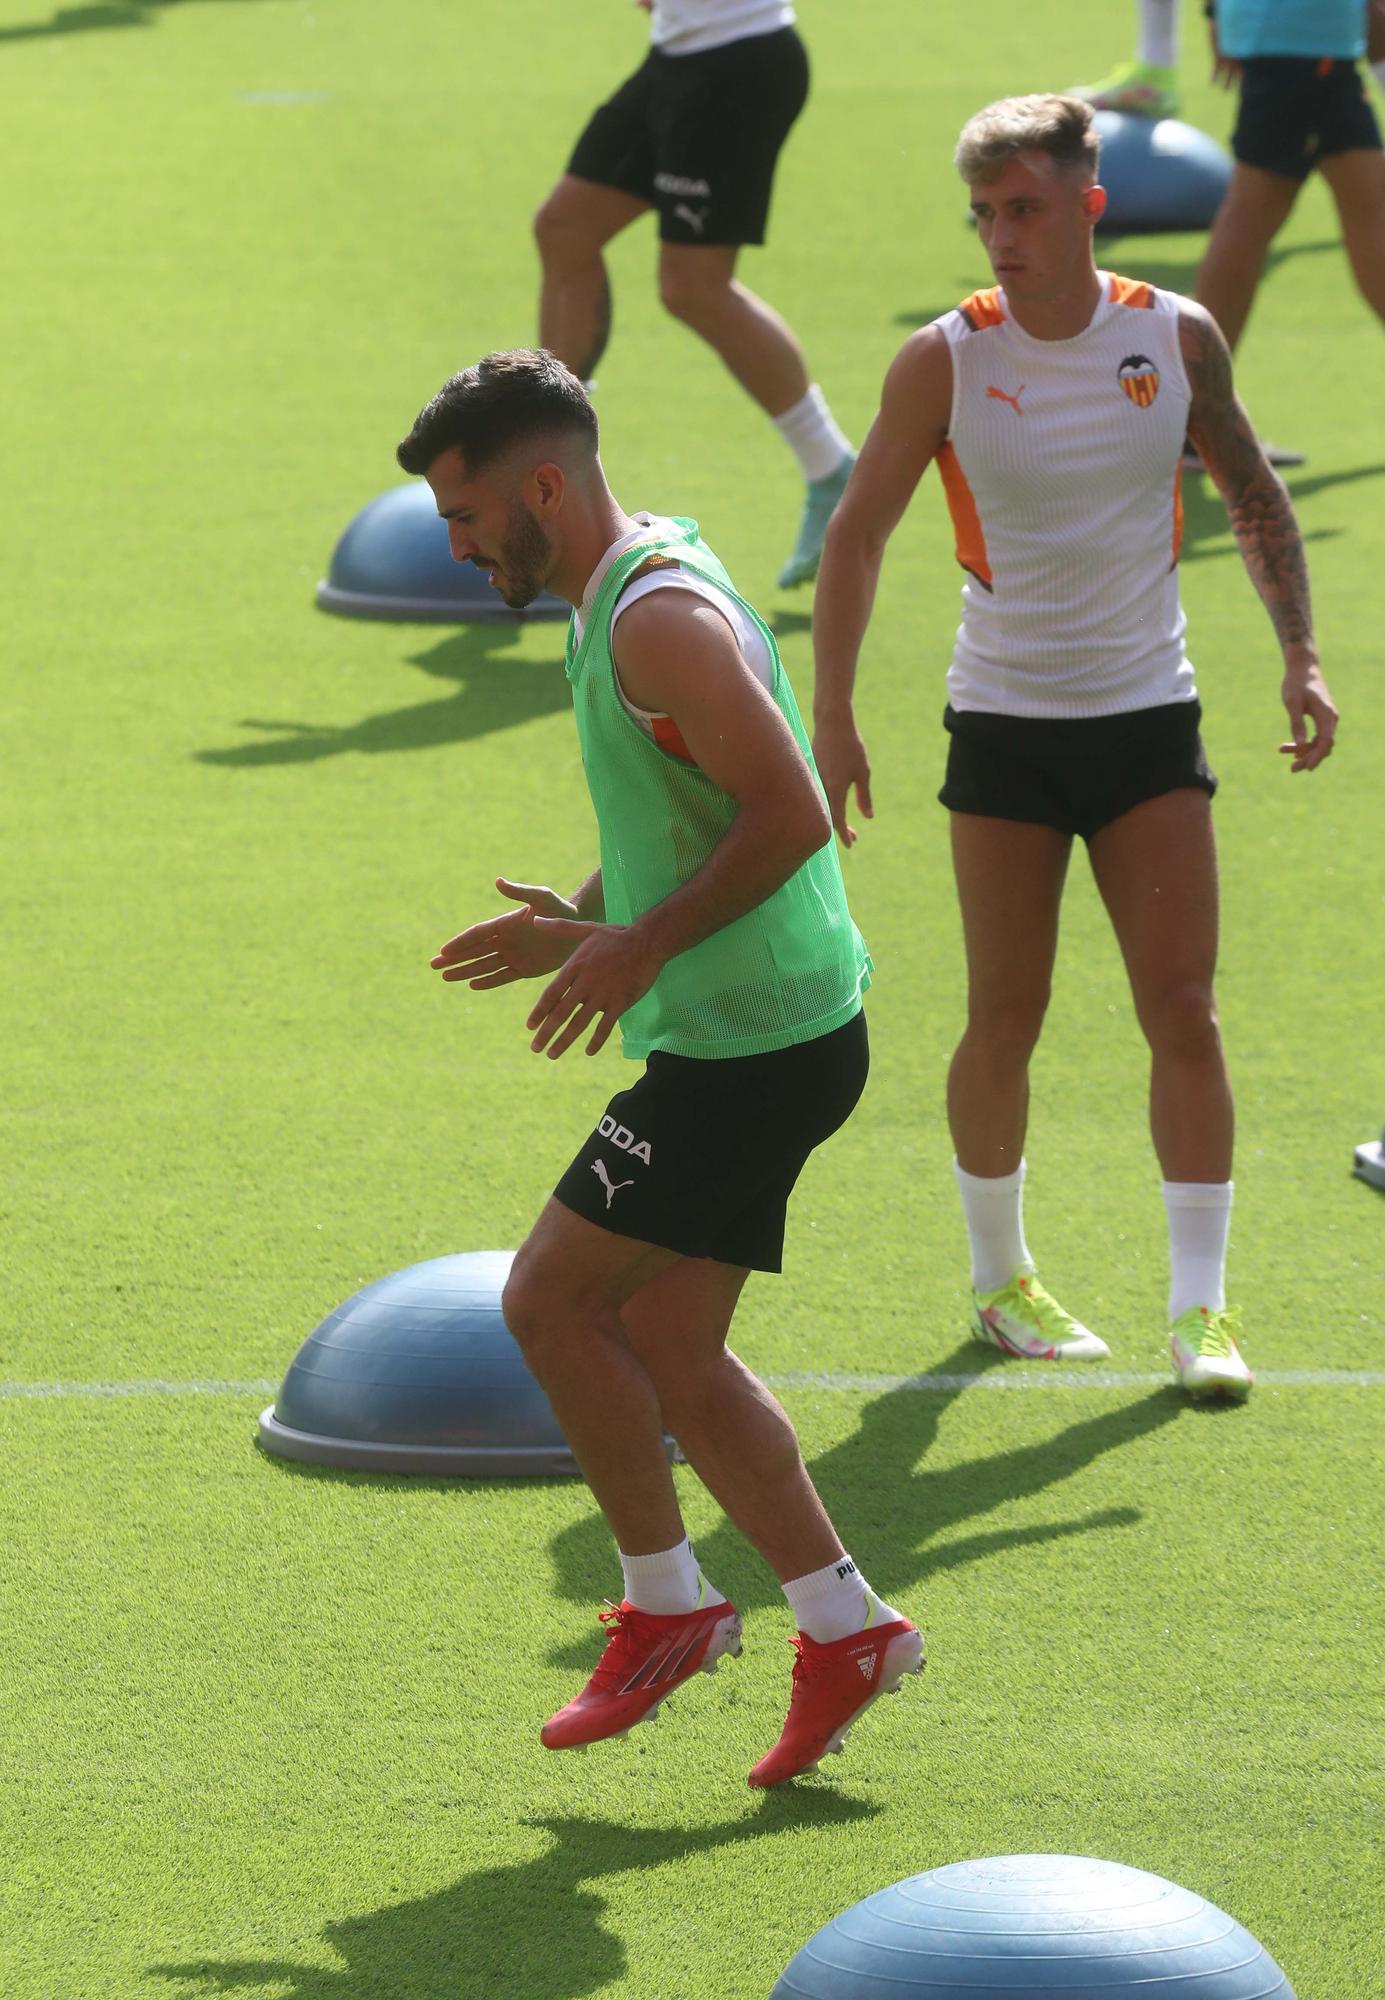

{"left": 1181, "top": 306, "right": 1315, "bottom": 654}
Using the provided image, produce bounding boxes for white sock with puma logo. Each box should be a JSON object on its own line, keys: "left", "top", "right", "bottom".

{"left": 782, "top": 1554, "right": 902, "bottom": 1645}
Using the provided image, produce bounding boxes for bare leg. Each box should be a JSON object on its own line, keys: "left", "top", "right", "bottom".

{"left": 1087, "top": 789, "right": 1234, "bottom": 1183}
{"left": 1319, "top": 146, "right": 1385, "bottom": 325}
{"left": 504, "top": 1202, "right": 844, "bottom": 1580}
{"left": 533, "top": 175, "right": 651, "bottom": 380}
{"left": 657, "top": 242, "right": 810, "bottom": 417}
{"left": 622, "top": 1260, "right": 843, "bottom": 1582}
{"left": 1195, "top": 162, "right": 1301, "bottom": 352}
{"left": 946, "top": 815, "right": 1072, "bottom": 1177}
{"left": 502, "top": 1199, "right": 684, "bottom": 1554}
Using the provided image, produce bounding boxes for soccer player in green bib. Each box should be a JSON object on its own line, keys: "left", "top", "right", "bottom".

{"left": 397, "top": 350, "right": 922, "bottom": 1786}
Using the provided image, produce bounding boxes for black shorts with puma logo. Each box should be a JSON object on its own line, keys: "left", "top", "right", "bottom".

{"left": 553, "top": 1008, "right": 867, "bottom": 1272}
{"left": 566, "top": 26, "right": 809, "bottom": 247}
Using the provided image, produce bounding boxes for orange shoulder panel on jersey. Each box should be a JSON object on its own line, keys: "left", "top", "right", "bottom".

{"left": 956, "top": 287, "right": 1006, "bottom": 332}
{"left": 1108, "top": 273, "right": 1155, "bottom": 309}
{"left": 935, "top": 443, "right": 993, "bottom": 592}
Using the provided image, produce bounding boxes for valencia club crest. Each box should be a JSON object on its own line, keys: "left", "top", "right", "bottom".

{"left": 1117, "top": 353, "right": 1160, "bottom": 407}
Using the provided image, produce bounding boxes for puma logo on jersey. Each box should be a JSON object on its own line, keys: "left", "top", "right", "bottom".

{"left": 986, "top": 383, "right": 1025, "bottom": 415}
{"left": 598, "top": 1114, "right": 652, "bottom": 1165}
{"left": 1117, "top": 353, "right": 1160, "bottom": 407}
{"left": 673, "top": 203, "right": 708, "bottom": 236}
{"left": 591, "top": 1159, "right": 634, "bottom": 1209}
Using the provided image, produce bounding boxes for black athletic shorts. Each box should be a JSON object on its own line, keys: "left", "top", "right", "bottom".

{"left": 566, "top": 26, "right": 810, "bottom": 246}
{"left": 1233, "top": 57, "right": 1381, "bottom": 180}
{"left": 552, "top": 1009, "right": 868, "bottom": 1273}
{"left": 938, "top": 701, "right": 1217, "bottom": 844}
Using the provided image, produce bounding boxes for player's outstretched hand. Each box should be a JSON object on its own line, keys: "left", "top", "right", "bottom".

{"left": 812, "top": 714, "right": 874, "bottom": 847}
{"left": 526, "top": 925, "right": 663, "bottom": 1059}
{"left": 1279, "top": 664, "right": 1339, "bottom": 773}
{"left": 432, "top": 878, "right": 586, "bottom": 989}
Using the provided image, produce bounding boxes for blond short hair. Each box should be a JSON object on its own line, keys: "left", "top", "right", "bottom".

{"left": 954, "top": 94, "right": 1100, "bottom": 186}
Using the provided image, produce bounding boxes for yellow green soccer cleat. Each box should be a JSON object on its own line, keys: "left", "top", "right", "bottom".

{"left": 1067, "top": 60, "right": 1181, "bottom": 119}
{"left": 778, "top": 453, "right": 855, "bottom": 591}
{"left": 972, "top": 1269, "right": 1110, "bottom": 1362}
{"left": 1170, "top": 1306, "right": 1253, "bottom": 1401}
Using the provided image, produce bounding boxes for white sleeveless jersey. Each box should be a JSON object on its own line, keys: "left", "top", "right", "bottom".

{"left": 934, "top": 273, "right": 1195, "bottom": 718}
{"left": 650, "top": 1, "right": 794, "bottom": 55}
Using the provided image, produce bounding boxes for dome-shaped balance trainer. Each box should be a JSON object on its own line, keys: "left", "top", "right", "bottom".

{"left": 258, "top": 1251, "right": 678, "bottom": 1476}
{"left": 316, "top": 483, "right": 569, "bottom": 623}
{"left": 1355, "top": 1119, "right": 1385, "bottom": 1189}
{"left": 1094, "top": 112, "right": 1233, "bottom": 234}
{"left": 771, "top": 1854, "right": 1296, "bottom": 1999}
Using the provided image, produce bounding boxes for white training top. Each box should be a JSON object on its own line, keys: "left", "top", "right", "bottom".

{"left": 575, "top": 516, "right": 774, "bottom": 763}
{"left": 933, "top": 273, "right": 1196, "bottom": 719}
{"left": 650, "top": 0, "right": 795, "bottom": 56}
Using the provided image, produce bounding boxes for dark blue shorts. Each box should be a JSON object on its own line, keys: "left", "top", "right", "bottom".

{"left": 1233, "top": 57, "right": 1381, "bottom": 180}
{"left": 939, "top": 701, "right": 1217, "bottom": 844}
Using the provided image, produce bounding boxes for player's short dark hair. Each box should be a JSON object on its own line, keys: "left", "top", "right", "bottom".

{"left": 396, "top": 348, "right": 598, "bottom": 477}
{"left": 954, "top": 94, "right": 1100, "bottom": 185}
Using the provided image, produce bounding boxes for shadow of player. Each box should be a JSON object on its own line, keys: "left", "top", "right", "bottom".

{"left": 151, "top": 1791, "right": 879, "bottom": 2000}
{"left": 195, "top": 625, "right": 571, "bottom": 769}
{"left": 544, "top": 1339, "right": 1182, "bottom": 1668}
{"left": 0, "top": 0, "right": 286, "bottom": 43}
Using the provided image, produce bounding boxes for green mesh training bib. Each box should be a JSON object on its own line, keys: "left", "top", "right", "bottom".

{"left": 565, "top": 517, "right": 871, "bottom": 1060}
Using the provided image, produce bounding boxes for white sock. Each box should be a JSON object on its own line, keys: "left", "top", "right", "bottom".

{"left": 772, "top": 384, "right": 852, "bottom": 483}
{"left": 1138, "top": 0, "right": 1179, "bottom": 69}
{"left": 954, "top": 1157, "right": 1031, "bottom": 1294}
{"left": 1163, "top": 1180, "right": 1233, "bottom": 1321}
{"left": 782, "top": 1554, "right": 902, "bottom": 1646}
{"left": 619, "top": 1537, "right": 725, "bottom": 1616}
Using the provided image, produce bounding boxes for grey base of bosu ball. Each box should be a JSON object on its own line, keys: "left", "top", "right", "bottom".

{"left": 1356, "top": 1122, "right": 1385, "bottom": 1190}
{"left": 1093, "top": 111, "right": 1232, "bottom": 233}
{"left": 771, "top": 1854, "right": 1296, "bottom": 1999}
{"left": 259, "top": 1250, "right": 679, "bottom": 1476}
{"left": 316, "top": 483, "right": 569, "bottom": 623}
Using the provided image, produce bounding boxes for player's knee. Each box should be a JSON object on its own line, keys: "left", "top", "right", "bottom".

{"left": 533, "top": 192, "right": 589, "bottom": 271}
{"left": 966, "top": 992, "right": 1049, "bottom": 1060}
{"left": 501, "top": 1249, "right": 570, "bottom": 1361}
{"left": 658, "top": 260, "right": 724, "bottom": 328}
{"left": 1141, "top": 979, "right": 1221, "bottom": 1059}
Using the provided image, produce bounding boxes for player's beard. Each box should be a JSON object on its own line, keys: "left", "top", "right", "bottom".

{"left": 491, "top": 501, "right": 553, "bottom": 609}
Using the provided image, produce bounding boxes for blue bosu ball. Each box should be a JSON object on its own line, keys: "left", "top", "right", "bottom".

{"left": 259, "top": 1251, "right": 586, "bottom": 1476}
{"left": 1094, "top": 113, "right": 1233, "bottom": 233}
{"left": 772, "top": 1855, "right": 1296, "bottom": 1998}
{"left": 315, "top": 483, "right": 568, "bottom": 623}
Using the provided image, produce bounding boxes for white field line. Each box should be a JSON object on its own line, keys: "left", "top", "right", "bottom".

{"left": 1, "top": 1370, "right": 1382, "bottom": 1402}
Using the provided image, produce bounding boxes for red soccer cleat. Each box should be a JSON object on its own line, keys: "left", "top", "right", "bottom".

{"left": 748, "top": 1617, "right": 925, "bottom": 1787}
{"left": 540, "top": 1598, "right": 742, "bottom": 1750}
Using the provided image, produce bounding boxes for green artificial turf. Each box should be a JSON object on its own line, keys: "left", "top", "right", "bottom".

{"left": 1, "top": 1, "right": 1383, "bottom": 1994}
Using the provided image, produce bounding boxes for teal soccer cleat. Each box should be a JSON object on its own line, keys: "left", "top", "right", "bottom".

{"left": 778, "top": 453, "right": 855, "bottom": 591}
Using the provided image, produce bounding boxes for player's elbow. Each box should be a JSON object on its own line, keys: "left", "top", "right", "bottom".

{"left": 823, "top": 498, "right": 885, "bottom": 570}
{"left": 787, "top": 783, "right": 833, "bottom": 863}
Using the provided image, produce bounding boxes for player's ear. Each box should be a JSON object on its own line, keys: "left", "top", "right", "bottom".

{"left": 1081, "top": 183, "right": 1108, "bottom": 225}
{"left": 528, "top": 460, "right": 567, "bottom": 516}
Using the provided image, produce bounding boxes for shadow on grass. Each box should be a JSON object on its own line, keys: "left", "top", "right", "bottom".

{"left": 1180, "top": 459, "right": 1385, "bottom": 563}
{"left": 0, "top": 0, "right": 286, "bottom": 43}
{"left": 195, "top": 625, "right": 570, "bottom": 768}
{"left": 545, "top": 1339, "right": 1183, "bottom": 1668}
{"left": 152, "top": 1790, "right": 879, "bottom": 1999}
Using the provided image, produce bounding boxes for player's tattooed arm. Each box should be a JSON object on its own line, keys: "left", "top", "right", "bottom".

{"left": 1180, "top": 302, "right": 1337, "bottom": 770}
